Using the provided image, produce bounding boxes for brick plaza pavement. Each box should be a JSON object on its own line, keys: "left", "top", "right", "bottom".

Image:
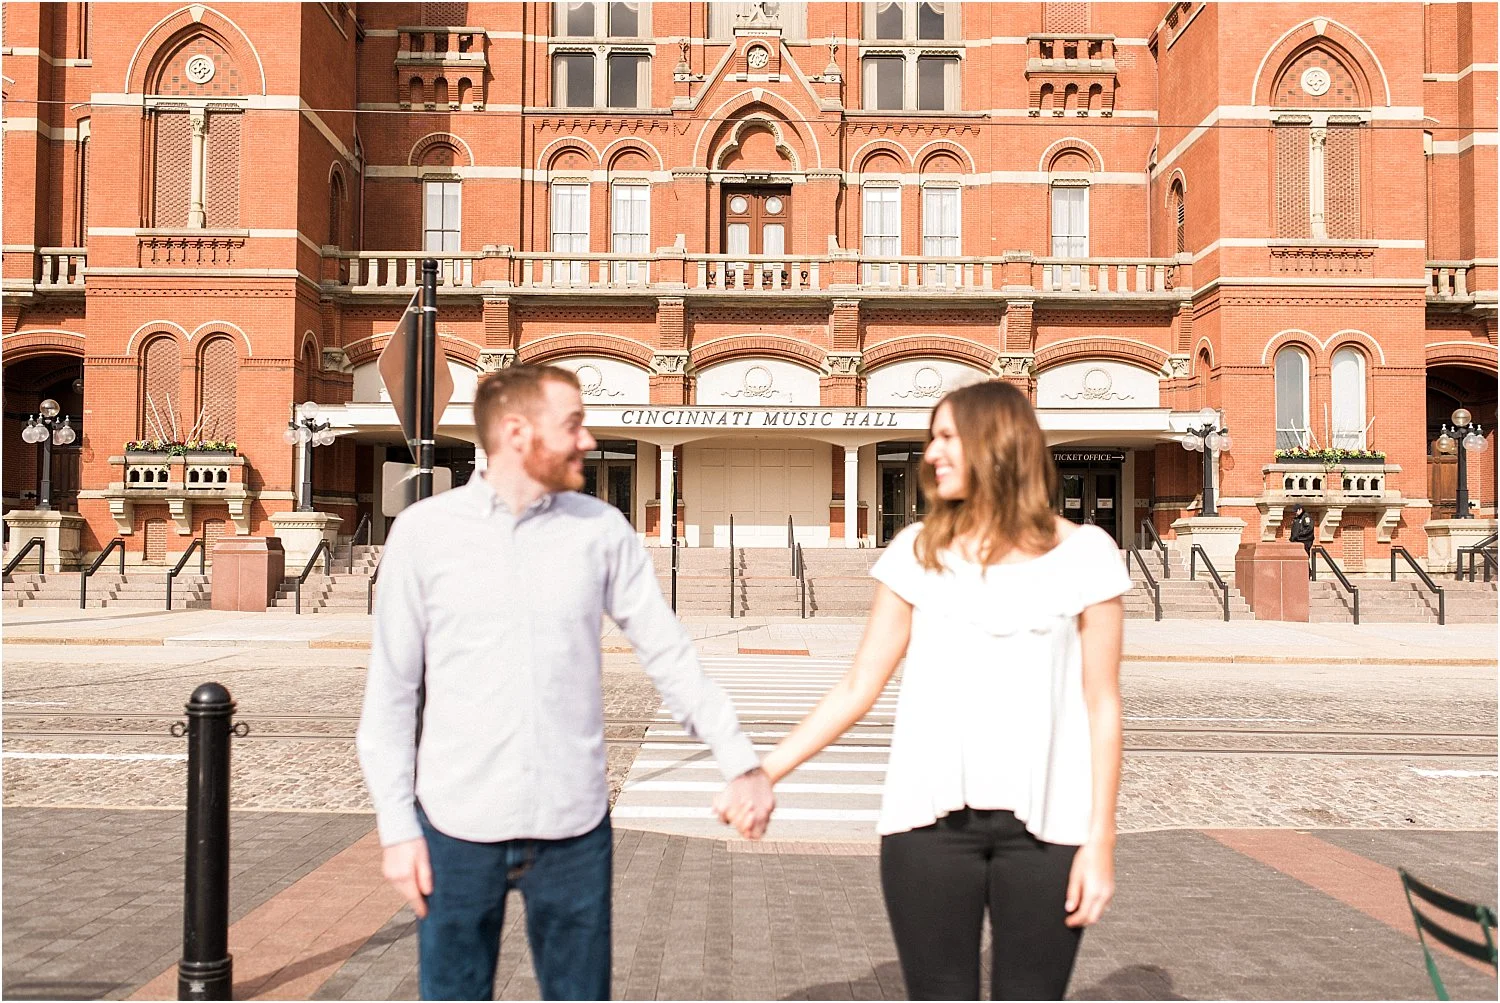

{"left": 3, "top": 611, "right": 1497, "bottom": 999}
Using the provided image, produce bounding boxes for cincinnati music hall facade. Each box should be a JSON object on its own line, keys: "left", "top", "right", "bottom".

{"left": 3, "top": 1, "right": 1496, "bottom": 569}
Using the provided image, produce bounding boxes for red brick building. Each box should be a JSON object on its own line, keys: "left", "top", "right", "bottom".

{"left": 3, "top": 1, "right": 1495, "bottom": 571}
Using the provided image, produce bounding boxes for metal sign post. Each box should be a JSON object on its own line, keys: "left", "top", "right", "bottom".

{"left": 377, "top": 264, "right": 453, "bottom": 500}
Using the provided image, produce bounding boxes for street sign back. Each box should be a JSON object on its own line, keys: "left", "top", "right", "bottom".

{"left": 377, "top": 289, "right": 454, "bottom": 464}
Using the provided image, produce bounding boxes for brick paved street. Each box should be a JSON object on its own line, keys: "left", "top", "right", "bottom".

{"left": 3, "top": 615, "right": 1496, "bottom": 999}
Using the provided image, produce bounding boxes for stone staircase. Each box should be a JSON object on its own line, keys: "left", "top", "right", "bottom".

{"left": 1122, "top": 548, "right": 1255, "bottom": 620}
{"left": 1, "top": 570, "right": 212, "bottom": 609}
{"left": 1309, "top": 576, "right": 1498, "bottom": 624}
{"left": 270, "top": 543, "right": 381, "bottom": 612}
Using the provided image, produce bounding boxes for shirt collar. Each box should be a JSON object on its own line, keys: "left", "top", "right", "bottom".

{"left": 469, "top": 475, "right": 558, "bottom": 518}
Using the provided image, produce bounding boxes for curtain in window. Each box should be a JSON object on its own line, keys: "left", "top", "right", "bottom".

{"left": 872, "top": 0, "right": 903, "bottom": 39}
{"left": 863, "top": 186, "right": 901, "bottom": 285}
{"left": 1050, "top": 185, "right": 1088, "bottom": 287}
{"left": 711, "top": 2, "right": 804, "bottom": 39}
{"left": 554, "top": 52, "right": 595, "bottom": 107}
{"left": 1330, "top": 347, "right": 1366, "bottom": 449}
{"left": 551, "top": 183, "right": 591, "bottom": 284}
{"left": 607, "top": 52, "right": 649, "bottom": 108}
{"left": 863, "top": 56, "right": 903, "bottom": 111}
{"left": 611, "top": 184, "right": 649, "bottom": 283}
{"left": 922, "top": 186, "right": 959, "bottom": 285}
{"left": 560, "top": 1, "right": 595, "bottom": 36}
{"left": 423, "top": 180, "right": 461, "bottom": 252}
{"left": 1274, "top": 348, "right": 1310, "bottom": 449}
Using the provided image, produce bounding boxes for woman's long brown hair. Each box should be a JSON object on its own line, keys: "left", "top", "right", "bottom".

{"left": 914, "top": 380, "right": 1059, "bottom": 571}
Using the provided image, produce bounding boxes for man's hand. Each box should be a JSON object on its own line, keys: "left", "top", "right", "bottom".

{"left": 713, "top": 768, "right": 775, "bottom": 840}
{"left": 382, "top": 837, "right": 434, "bottom": 918}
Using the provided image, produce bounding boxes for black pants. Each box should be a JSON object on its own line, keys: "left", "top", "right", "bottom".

{"left": 880, "top": 808, "right": 1082, "bottom": 1001}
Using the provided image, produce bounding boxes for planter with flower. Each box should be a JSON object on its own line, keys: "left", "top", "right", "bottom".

{"left": 1273, "top": 447, "right": 1386, "bottom": 466}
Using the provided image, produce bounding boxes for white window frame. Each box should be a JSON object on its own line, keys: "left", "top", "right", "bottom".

{"left": 862, "top": 183, "right": 902, "bottom": 286}
{"left": 1330, "top": 346, "right": 1367, "bottom": 449}
{"left": 422, "top": 179, "right": 462, "bottom": 253}
{"left": 1049, "top": 182, "right": 1089, "bottom": 288}
{"left": 550, "top": 180, "right": 591, "bottom": 285}
{"left": 921, "top": 184, "right": 960, "bottom": 286}
{"left": 610, "top": 181, "right": 650, "bottom": 284}
{"left": 555, "top": 1, "right": 650, "bottom": 39}
{"left": 861, "top": 49, "right": 963, "bottom": 112}
{"left": 1274, "top": 347, "right": 1311, "bottom": 450}
{"left": 865, "top": 1, "right": 959, "bottom": 42}
{"left": 552, "top": 46, "right": 652, "bottom": 108}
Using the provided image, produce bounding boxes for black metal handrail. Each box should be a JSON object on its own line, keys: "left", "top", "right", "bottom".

{"left": 348, "top": 513, "right": 372, "bottom": 574}
{"left": 81, "top": 537, "right": 126, "bottom": 609}
{"left": 3, "top": 537, "right": 45, "bottom": 577}
{"left": 1138, "top": 519, "right": 1170, "bottom": 579}
{"left": 728, "top": 514, "right": 736, "bottom": 618}
{"left": 1125, "top": 549, "right": 1162, "bottom": 620}
{"left": 166, "top": 537, "right": 207, "bottom": 611}
{"left": 670, "top": 532, "right": 679, "bottom": 612}
{"left": 795, "top": 542, "right": 808, "bottom": 619}
{"left": 367, "top": 558, "right": 380, "bottom": 615}
{"left": 1457, "top": 531, "right": 1498, "bottom": 582}
{"left": 1391, "top": 546, "right": 1445, "bottom": 626}
{"left": 787, "top": 516, "right": 796, "bottom": 574}
{"left": 293, "top": 538, "right": 335, "bottom": 615}
{"left": 1188, "top": 544, "right": 1231, "bottom": 622}
{"left": 1311, "top": 546, "right": 1360, "bottom": 625}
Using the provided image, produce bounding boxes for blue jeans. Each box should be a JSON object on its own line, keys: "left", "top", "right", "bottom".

{"left": 416, "top": 808, "right": 612, "bottom": 1001}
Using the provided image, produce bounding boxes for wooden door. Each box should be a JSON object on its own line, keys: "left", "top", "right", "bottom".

{"left": 722, "top": 189, "right": 790, "bottom": 256}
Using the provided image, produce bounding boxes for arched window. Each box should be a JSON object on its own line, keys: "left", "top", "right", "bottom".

{"left": 140, "top": 336, "right": 182, "bottom": 441}
{"left": 1274, "top": 346, "right": 1310, "bottom": 450}
{"left": 1330, "top": 346, "right": 1366, "bottom": 449}
{"left": 1171, "top": 179, "right": 1186, "bottom": 254}
{"left": 328, "top": 170, "right": 346, "bottom": 247}
{"left": 197, "top": 336, "right": 238, "bottom": 441}
{"left": 146, "top": 32, "right": 244, "bottom": 229}
{"left": 1270, "top": 44, "right": 1367, "bottom": 240}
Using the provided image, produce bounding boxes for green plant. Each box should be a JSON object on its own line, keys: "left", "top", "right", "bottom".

{"left": 1274, "top": 447, "right": 1386, "bottom": 463}
{"left": 124, "top": 439, "right": 237, "bottom": 455}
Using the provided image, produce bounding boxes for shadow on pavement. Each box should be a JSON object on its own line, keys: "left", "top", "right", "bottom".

{"left": 1072, "top": 963, "right": 1186, "bottom": 1000}
{"left": 1, "top": 981, "right": 126, "bottom": 1001}
{"left": 784, "top": 960, "right": 906, "bottom": 1000}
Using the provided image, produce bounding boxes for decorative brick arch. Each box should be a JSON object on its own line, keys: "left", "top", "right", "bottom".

{"left": 1039, "top": 137, "right": 1103, "bottom": 174}
{"left": 409, "top": 132, "right": 474, "bottom": 168}
{"left": 1426, "top": 341, "right": 1500, "bottom": 372}
{"left": 689, "top": 334, "right": 826, "bottom": 372}
{"left": 602, "top": 138, "right": 665, "bottom": 172}
{"left": 343, "top": 332, "right": 479, "bottom": 369}
{"left": 126, "top": 6, "right": 267, "bottom": 94}
{"left": 694, "top": 90, "right": 821, "bottom": 169}
{"left": 1325, "top": 329, "right": 1385, "bottom": 366}
{"left": 1253, "top": 18, "right": 1387, "bottom": 107}
{"left": 862, "top": 336, "right": 997, "bottom": 371}
{"left": 0, "top": 330, "right": 86, "bottom": 363}
{"left": 711, "top": 113, "right": 803, "bottom": 171}
{"left": 1259, "top": 329, "right": 1321, "bottom": 366}
{"left": 538, "top": 138, "right": 601, "bottom": 173}
{"left": 519, "top": 333, "right": 654, "bottom": 369}
{"left": 913, "top": 140, "right": 977, "bottom": 174}
{"left": 1033, "top": 337, "right": 1170, "bottom": 374}
{"left": 851, "top": 140, "right": 913, "bottom": 173}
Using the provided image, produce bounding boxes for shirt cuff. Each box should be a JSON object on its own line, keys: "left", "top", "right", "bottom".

{"left": 712, "top": 731, "right": 762, "bottom": 782}
{"left": 375, "top": 804, "right": 424, "bottom": 847}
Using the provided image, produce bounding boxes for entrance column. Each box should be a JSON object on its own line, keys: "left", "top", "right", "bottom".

{"left": 844, "top": 445, "right": 860, "bottom": 548}
{"left": 659, "top": 445, "right": 675, "bottom": 547}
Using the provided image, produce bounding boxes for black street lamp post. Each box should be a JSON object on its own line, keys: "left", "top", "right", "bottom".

{"left": 1436, "top": 407, "right": 1488, "bottom": 519}
{"left": 283, "top": 402, "right": 335, "bottom": 513}
{"left": 20, "top": 398, "right": 77, "bottom": 511}
{"left": 1180, "top": 408, "right": 1232, "bottom": 518}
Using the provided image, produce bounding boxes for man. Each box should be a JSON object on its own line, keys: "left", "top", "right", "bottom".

{"left": 1289, "top": 504, "right": 1315, "bottom": 556}
{"left": 356, "top": 365, "right": 774, "bottom": 1001}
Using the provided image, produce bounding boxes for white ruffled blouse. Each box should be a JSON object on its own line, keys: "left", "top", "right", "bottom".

{"left": 870, "top": 523, "right": 1132, "bottom": 845}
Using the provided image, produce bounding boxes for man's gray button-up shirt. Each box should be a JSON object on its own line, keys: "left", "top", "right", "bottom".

{"left": 356, "top": 476, "right": 760, "bottom": 846}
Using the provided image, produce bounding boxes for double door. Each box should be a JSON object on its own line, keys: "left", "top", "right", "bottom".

{"left": 1055, "top": 462, "right": 1121, "bottom": 543}
{"left": 878, "top": 444, "right": 929, "bottom": 546}
{"left": 582, "top": 441, "right": 636, "bottom": 526}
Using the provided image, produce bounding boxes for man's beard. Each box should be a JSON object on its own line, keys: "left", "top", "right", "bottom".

{"left": 523, "top": 441, "right": 584, "bottom": 492}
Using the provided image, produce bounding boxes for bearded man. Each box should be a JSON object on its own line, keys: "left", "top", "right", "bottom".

{"left": 357, "top": 364, "right": 773, "bottom": 1001}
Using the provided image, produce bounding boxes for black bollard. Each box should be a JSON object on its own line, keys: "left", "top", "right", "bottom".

{"left": 178, "top": 682, "right": 235, "bottom": 1001}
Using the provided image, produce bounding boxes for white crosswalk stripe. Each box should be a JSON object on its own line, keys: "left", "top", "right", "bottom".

{"left": 612, "top": 654, "right": 894, "bottom": 842}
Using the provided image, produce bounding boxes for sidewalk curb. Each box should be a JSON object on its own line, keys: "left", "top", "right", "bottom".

{"left": 3, "top": 636, "right": 1495, "bottom": 667}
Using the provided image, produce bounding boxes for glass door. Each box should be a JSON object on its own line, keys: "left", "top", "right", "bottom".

{"left": 583, "top": 441, "right": 637, "bottom": 526}
{"left": 722, "top": 188, "right": 790, "bottom": 288}
{"left": 1054, "top": 456, "right": 1123, "bottom": 545}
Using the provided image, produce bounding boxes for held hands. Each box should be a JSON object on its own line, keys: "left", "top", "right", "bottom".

{"left": 713, "top": 767, "right": 776, "bottom": 840}
{"left": 382, "top": 838, "right": 434, "bottom": 918}
{"left": 1064, "top": 838, "right": 1115, "bottom": 928}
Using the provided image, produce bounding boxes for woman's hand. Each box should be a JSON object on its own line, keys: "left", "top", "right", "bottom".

{"left": 1064, "top": 838, "right": 1115, "bottom": 927}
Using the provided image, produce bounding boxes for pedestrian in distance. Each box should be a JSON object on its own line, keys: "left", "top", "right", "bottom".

{"left": 721, "top": 380, "right": 1129, "bottom": 1000}
{"left": 1289, "top": 504, "right": 1316, "bottom": 572}
{"left": 356, "top": 364, "right": 774, "bottom": 1002}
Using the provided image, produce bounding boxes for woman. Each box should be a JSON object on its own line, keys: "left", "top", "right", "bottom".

{"left": 722, "top": 380, "right": 1129, "bottom": 1000}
